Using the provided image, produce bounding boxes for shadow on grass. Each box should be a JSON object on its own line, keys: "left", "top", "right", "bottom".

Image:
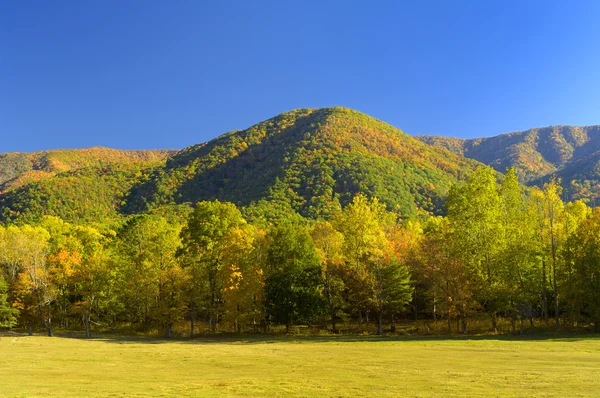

{"left": 47, "top": 331, "right": 600, "bottom": 345}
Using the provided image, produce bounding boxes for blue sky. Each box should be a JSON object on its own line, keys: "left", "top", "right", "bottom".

{"left": 2, "top": 1, "right": 600, "bottom": 152}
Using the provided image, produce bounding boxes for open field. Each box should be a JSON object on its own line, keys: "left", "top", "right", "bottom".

{"left": 2, "top": 335, "right": 600, "bottom": 397}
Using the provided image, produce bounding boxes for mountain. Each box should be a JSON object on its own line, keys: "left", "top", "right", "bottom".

{"left": 417, "top": 125, "right": 600, "bottom": 202}
{"left": 124, "top": 107, "right": 482, "bottom": 221}
{"left": 532, "top": 150, "right": 600, "bottom": 203}
{"left": 0, "top": 148, "right": 176, "bottom": 224}
{"left": 0, "top": 147, "right": 176, "bottom": 192}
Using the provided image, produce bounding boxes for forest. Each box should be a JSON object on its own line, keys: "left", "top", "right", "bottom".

{"left": 2, "top": 165, "right": 600, "bottom": 338}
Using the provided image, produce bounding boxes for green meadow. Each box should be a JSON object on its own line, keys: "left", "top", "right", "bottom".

{"left": 1, "top": 334, "right": 600, "bottom": 397}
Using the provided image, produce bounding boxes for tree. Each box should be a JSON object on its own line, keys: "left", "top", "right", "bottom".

{"left": 446, "top": 166, "right": 506, "bottom": 330}
{"left": 421, "top": 216, "right": 477, "bottom": 333}
{"left": 311, "top": 221, "right": 345, "bottom": 332}
{"left": 116, "top": 215, "right": 185, "bottom": 336}
{"left": 14, "top": 226, "right": 54, "bottom": 336}
{"left": 531, "top": 180, "right": 566, "bottom": 328}
{"left": 264, "top": 224, "right": 324, "bottom": 332}
{"left": 178, "top": 200, "right": 247, "bottom": 332}
{"left": 0, "top": 275, "right": 18, "bottom": 328}
{"left": 500, "top": 168, "right": 538, "bottom": 331}
{"left": 560, "top": 200, "right": 591, "bottom": 324}
{"left": 71, "top": 226, "right": 113, "bottom": 338}
{"left": 565, "top": 208, "right": 600, "bottom": 332}
{"left": 372, "top": 256, "right": 412, "bottom": 334}
{"left": 334, "top": 194, "right": 389, "bottom": 325}
{"left": 221, "top": 225, "right": 264, "bottom": 332}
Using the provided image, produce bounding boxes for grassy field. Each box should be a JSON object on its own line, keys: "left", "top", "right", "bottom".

{"left": 1, "top": 334, "right": 600, "bottom": 397}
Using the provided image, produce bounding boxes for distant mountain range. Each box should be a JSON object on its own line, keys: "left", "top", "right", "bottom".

{"left": 1, "top": 109, "right": 598, "bottom": 224}
{"left": 417, "top": 125, "right": 600, "bottom": 202}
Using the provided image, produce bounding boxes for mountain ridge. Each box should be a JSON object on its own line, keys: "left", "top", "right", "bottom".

{"left": 417, "top": 125, "right": 600, "bottom": 202}
{"left": 2, "top": 108, "right": 599, "bottom": 225}
{"left": 124, "top": 106, "right": 482, "bottom": 220}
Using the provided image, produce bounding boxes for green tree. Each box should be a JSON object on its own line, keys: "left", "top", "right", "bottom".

{"left": 178, "top": 200, "right": 247, "bottom": 332}
{"left": 446, "top": 166, "right": 505, "bottom": 330}
{"left": 0, "top": 275, "right": 18, "bottom": 328}
{"left": 264, "top": 224, "right": 324, "bottom": 332}
{"left": 116, "top": 215, "right": 185, "bottom": 336}
{"left": 311, "top": 221, "right": 345, "bottom": 333}
{"left": 334, "top": 194, "right": 389, "bottom": 324}
{"left": 565, "top": 208, "right": 600, "bottom": 332}
{"left": 531, "top": 180, "right": 566, "bottom": 328}
{"left": 372, "top": 256, "right": 412, "bottom": 334}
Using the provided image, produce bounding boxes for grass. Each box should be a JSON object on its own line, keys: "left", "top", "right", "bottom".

{"left": 1, "top": 334, "right": 600, "bottom": 397}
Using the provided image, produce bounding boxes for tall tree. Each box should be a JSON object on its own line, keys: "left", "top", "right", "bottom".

{"left": 311, "top": 221, "right": 345, "bottom": 333}
{"left": 334, "top": 194, "right": 389, "bottom": 324}
{"left": 565, "top": 208, "right": 600, "bottom": 332}
{"left": 446, "top": 166, "right": 506, "bottom": 330}
{"left": 13, "top": 226, "right": 54, "bottom": 336}
{"left": 116, "top": 215, "right": 185, "bottom": 336}
{"left": 264, "top": 224, "right": 324, "bottom": 333}
{"left": 531, "top": 180, "right": 566, "bottom": 328}
{"left": 71, "top": 226, "right": 113, "bottom": 338}
{"left": 221, "top": 225, "right": 264, "bottom": 332}
{"left": 0, "top": 274, "right": 18, "bottom": 328}
{"left": 500, "top": 168, "right": 538, "bottom": 331}
{"left": 178, "top": 200, "right": 247, "bottom": 332}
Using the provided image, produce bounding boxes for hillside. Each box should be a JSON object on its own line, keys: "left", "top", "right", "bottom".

{"left": 125, "top": 107, "right": 482, "bottom": 220}
{"left": 417, "top": 125, "right": 600, "bottom": 182}
{"left": 0, "top": 147, "right": 176, "bottom": 192}
{"left": 418, "top": 125, "right": 600, "bottom": 202}
{"left": 0, "top": 161, "right": 166, "bottom": 224}
{"left": 532, "top": 150, "right": 600, "bottom": 203}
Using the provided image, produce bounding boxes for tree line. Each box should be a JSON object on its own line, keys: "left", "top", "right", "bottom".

{"left": 1, "top": 166, "right": 600, "bottom": 337}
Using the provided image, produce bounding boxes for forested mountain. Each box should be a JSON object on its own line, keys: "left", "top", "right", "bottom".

{"left": 125, "top": 107, "right": 481, "bottom": 220}
{"left": 4, "top": 108, "right": 600, "bottom": 338}
{"left": 417, "top": 126, "right": 600, "bottom": 201}
{"left": 0, "top": 148, "right": 175, "bottom": 224}
{"left": 4, "top": 110, "right": 600, "bottom": 226}
{"left": 0, "top": 162, "right": 168, "bottom": 224}
{"left": 0, "top": 147, "right": 176, "bottom": 192}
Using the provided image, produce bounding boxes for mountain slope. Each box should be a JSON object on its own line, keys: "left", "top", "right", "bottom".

{"left": 0, "top": 147, "right": 176, "bottom": 192}
{"left": 125, "top": 107, "right": 482, "bottom": 219}
{"left": 0, "top": 161, "right": 165, "bottom": 224}
{"left": 532, "top": 150, "right": 600, "bottom": 203}
{"left": 417, "top": 125, "right": 600, "bottom": 183}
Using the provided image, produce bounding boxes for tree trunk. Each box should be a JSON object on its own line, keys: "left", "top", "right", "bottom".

{"left": 413, "top": 286, "right": 418, "bottom": 320}
{"left": 285, "top": 324, "right": 290, "bottom": 334}
{"left": 377, "top": 310, "right": 383, "bottom": 335}
{"left": 552, "top": 261, "right": 560, "bottom": 329}
{"left": 84, "top": 313, "right": 91, "bottom": 338}
{"left": 520, "top": 317, "right": 524, "bottom": 335}
{"left": 36, "top": 299, "right": 53, "bottom": 337}
{"left": 165, "top": 324, "right": 172, "bottom": 338}
{"left": 330, "top": 307, "right": 338, "bottom": 334}
{"left": 190, "top": 316, "right": 195, "bottom": 339}
{"left": 324, "top": 273, "right": 337, "bottom": 333}
{"left": 542, "top": 259, "right": 548, "bottom": 321}
{"left": 432, "top": 290, "right": 437, "bottom": 322}
{"left": 28, "top": 317, "right": 33, "bottom": 336}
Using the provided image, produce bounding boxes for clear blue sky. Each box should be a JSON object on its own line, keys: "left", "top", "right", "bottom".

{"left": 2, "top": 1, "right": 600, "bottom": 152}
